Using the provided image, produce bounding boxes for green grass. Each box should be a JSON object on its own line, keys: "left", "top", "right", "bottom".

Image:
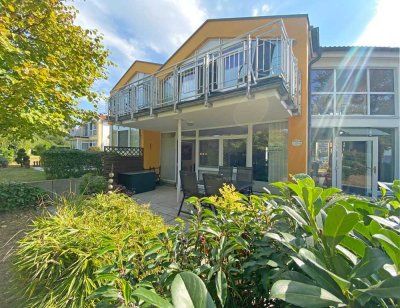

{"left": 0, "top": 166, "right": 46, "bottom": 183}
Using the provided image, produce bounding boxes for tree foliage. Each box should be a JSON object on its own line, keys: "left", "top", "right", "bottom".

{"left": 0, "top": 0, "right": 111, "bottom": 140}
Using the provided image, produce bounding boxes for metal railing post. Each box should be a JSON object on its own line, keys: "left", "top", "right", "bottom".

{"left": 204, "top": 54, "right": 209, "bottom": 106}
{"left": 115, "top": 92, "right": 119, "bottom": 122}
{"left": 247, "top": 34, "right": 252, "bottom": 97}
{"left": 130, "top": 86, "right": 134, "bottom": 119}
{"left": 255, "top": 38, "right": 259, "bottom": 80}
{"left": 173, "top": 66, "right": 177, "bottom": 104}
{"left": 150, "top": 77, "right": 154, "bottom": 116}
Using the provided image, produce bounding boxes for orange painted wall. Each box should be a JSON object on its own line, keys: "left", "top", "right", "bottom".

{"left": 140, "top": 130, "right": 161, "bottom": 169}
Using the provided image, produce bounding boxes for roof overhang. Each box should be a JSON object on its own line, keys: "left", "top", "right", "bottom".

{"left": 115, "top": 87, "right": 291, "bottom": 132}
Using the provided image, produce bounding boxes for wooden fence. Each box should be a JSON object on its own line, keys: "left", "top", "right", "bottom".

{"left": 102, "top": 146, "right": 144, "bottom": 176}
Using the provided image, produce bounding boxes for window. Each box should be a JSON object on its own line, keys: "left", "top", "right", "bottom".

{"left": 179, "top": 63, "right": 196, "bottom": 101}
{"left": 163, "top": 75, "right": 174, "bottom": 104}
{"left": 311, "top": 94, "right": 334, "bottom": 115}
{"left": 209, "top": 55, "right": 219, "bottom": 91}
{"left": 252, "top": 122, "right": 288, "bottom": 182}
{"left": 311, "top": 69, "right": 334, "bottom": 92}
{"left": 129, "top": 128, "right": 140, "bottom": 147}
{"left": 199, "top": 126, "right": 248, "bottom": 137}
{"left": 370, "top": 69, "right": 395, "bottom": 115}
{"left": 370, "top": 94, "right": 395, "bottom": 115}
{"left": 136, "top": 85, "right": 146, "bottom": 108}
{"left": 182, "top": 130, "right": 196, "bottom": 137}
{"left": 310, "top": 128, "right": 334, "bottom": 188}
{"left": 81, "top": 141, "right": 96, "bottom": 150}
{"left": 336, "top": 69, "right": 367, "bottom": 92}
{"left": 256, "top": 40, "right": 281, "bottom": 77}
{"left": 223, "top": 139, "right": 246, "bottom": 167}
{"left": 118, "top": 130, "right": 129, "bottom": 147}
{"left": 337, "top": 94, "right": 367, "bottom": 115}
{"left": 311, "top": 68, "right": 395, "bottom": 116}
{"left": 222, "top": 43, "right": 244, "bottom": 87}
{"left": 199, "top": 140, "right": 219, "bottom": 167}
{"left": 88, "top": 123, "right": 97, "bottom": 136}
{"left": 370, "top": 69, "right": 394, "bottom": 92}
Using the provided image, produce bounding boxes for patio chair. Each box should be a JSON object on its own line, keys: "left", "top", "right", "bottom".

{"left": 236, "top": 167, "right": 253, "bottom": 194}
{"left": 178, "top": 171, "right": 204, "bottom": 216}
{"left": 218, "top": 166, "right": 233, "bottom": 183}
{"left": 203, "top": 173, "right": 224, "bottom": 197}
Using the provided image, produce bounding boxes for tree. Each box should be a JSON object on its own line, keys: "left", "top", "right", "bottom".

{"left": 0, "top": 0, "right": 111, "bottom": 140}
{"left": 15, "top": 148, "right": 29, "bottom": 167}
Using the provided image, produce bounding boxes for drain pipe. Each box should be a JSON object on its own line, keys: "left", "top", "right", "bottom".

{"left": 307, "top": 29, "right": 322, "bottom": 175}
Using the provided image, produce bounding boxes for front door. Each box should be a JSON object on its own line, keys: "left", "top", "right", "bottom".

{"left": 334, "top": 137, "right": 378, "bottom": 198}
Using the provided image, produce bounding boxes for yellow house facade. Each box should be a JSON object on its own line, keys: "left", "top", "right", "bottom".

{"left": 109, "top": 15, "right": 318, "bottom": 193}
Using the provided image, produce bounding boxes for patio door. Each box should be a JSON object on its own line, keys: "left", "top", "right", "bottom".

{"left": 334, "top": 137, "right": 378, "bottom": 198}
{"left": 181, "top": 141, "right": 195, "bottom": 172}
{"left": 160, "top": 133, "right": 176, "bottom": 183}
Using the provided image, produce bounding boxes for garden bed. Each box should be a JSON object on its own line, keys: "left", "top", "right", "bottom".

{"left": 0, "top": 209, "right": 41, "bottom": 307}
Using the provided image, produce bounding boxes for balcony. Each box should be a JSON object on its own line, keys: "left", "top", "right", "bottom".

{"left": 109, "top": 19, "right": 301, "bottom": 121}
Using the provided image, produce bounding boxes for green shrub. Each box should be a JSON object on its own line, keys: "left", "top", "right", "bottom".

{"left": 15, "top": 148, "right": 29, "bottom": 167}
{"left": 41, "top": 148, "right": 103, "bottom": 179}
{"left": 79, "top": 173, "right": 107, "bottom": 195}
{"left": 0, "top": 183, "right": 47, "bottom": 212}
{"left": 266, "top": 175, "right": 400, "bottom": 307}
{"left": 90, "top": 187, "right": 281, "bottom": 307}
{"left": 87, "top": 146, "right": 101, "bottom": 152}
{"left": 31, "top": 143, "right": 51, "bottom": 156}
{"left": 0, "top": 155, "right": 8, "bottom": 167}
{"left": 15, "top": 193, "right": 167, "bottom": 308}
{"left": 92, "top": 176, "right": 400, "bottom": 307}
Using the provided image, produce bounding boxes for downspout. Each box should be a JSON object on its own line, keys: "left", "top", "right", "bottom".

{"left": 307, "top": 30, "right": 322, "bottom": 174}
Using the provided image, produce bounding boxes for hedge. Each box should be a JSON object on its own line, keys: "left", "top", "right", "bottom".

{"left": 41, "top": 149, "right": 103, "bottom": 179}
{"left": 0, "top": 183, "right": 48, "bottom": 212}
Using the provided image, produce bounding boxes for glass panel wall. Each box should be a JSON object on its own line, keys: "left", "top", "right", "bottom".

{"left": 310, "top": 128, "right": 334, "bottom": 187}
{"left": 118, "top": 130, "right": 129, "bottom": 147}
{"left": 199, "top": 126, "right": 248, "bottom": 137}
{"left": 377, "top": 128, "right": 395, "bottom": 182}
{"left": 311, "top": 68, "right": 395, "bottom": 116}
{"left": 199, "top": 140, "right": 219, "bottom": 167}
{"left": 129, "top": 128, "right": 140, "bottom": 147}
{"left": 310, "top": 127, "right": 395, "bottom": 188}
{"left": 223, "top": 139, "right": 246, "bottom": 167}
{"left": 252, "top": 122, "right": 288, "bottom": 182}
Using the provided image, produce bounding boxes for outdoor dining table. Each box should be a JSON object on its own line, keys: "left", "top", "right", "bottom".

{"left": 197, "top": 176, "right": 252, "bottom": 196}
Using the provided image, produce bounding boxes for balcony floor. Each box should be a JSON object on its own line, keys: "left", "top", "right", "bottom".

{"left": 133, "top": 184, "right": 190, "bottom": 224}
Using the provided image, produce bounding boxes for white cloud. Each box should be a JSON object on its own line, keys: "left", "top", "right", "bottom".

{"left": 71, "top": 0, "right": 208, "bottom": 101}
{"left": 355, "top": 0, "right": 400, "bottom": 47}
{"left": 261, "top": 4, "right": 271, "bottom": 13}
{"left": 75, "top": 11, "right": 143, "bottom": 64}
{"left": 74, "top": 0, "right": 207, "bottom": 58}
{"left": 251, "top": 3, "right": 271, "bottom": 16}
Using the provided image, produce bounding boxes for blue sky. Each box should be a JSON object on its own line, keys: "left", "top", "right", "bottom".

{"left": 73, "top": 0, "right": 400, "bottom": 112}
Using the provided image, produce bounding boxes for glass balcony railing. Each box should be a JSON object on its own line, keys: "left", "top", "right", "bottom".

{"left": 109, "top": 19, "right": 301, "bottom": 119}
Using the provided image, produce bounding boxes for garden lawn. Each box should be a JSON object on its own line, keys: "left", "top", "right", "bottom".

{"left": 0, "top": 166, "right": 46, "bottom": 183}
